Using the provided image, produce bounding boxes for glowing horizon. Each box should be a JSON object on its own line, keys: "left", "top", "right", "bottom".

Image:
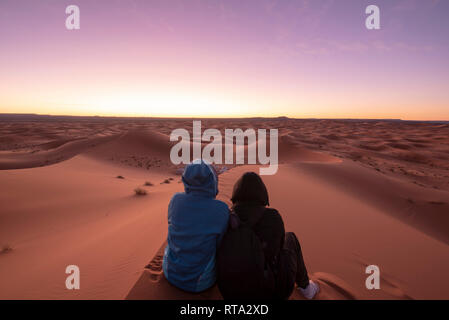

{"left": 1, "top": 0, "right": 449, "bottom": 121}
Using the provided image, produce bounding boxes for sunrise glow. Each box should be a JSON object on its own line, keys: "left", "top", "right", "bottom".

{"left": 1, "top": 0, "right": 448, "bottom": 120}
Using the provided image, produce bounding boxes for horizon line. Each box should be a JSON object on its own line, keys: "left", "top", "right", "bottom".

{"left": 0, "top": 112, "right": 448, "bottom": 123}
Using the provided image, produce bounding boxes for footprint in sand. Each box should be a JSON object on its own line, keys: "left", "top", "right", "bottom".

{"left": 1, "top": 245, "right": 13, "bottom": 255}
{"left": 144, "top": 241, "right": 166, "bottom": 282}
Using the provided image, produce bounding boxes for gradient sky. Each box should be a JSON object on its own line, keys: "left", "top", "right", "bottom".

{"left": 1, "top": 0, "right": 448, "bottom": 120}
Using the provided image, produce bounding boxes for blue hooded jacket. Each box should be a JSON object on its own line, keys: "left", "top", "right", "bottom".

{"left": 163, "top": 160, "right": 229, "bottom": 292}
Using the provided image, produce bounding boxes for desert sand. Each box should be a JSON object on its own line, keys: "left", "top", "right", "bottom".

{"left": 0, "top": 115, "right": 448, "bottom": 299}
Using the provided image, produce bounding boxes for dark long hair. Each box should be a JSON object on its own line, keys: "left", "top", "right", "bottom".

{"left": 231, "top": 172, "right": 269, "bottom": 207}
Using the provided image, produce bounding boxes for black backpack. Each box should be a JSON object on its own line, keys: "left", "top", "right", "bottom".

{"left": 216, "top": 212, "right": 275, "bottom": 299}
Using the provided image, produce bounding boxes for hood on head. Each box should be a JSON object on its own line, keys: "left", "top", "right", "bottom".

{"left": 182, "top": 159, "right": 218, "bottom": 197}
{"left": 231, "top": 172, "right": 269, "bottom": 206}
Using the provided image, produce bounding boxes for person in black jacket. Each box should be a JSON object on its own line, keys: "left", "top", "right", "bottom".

{"left": 230, "top": 171, "right": 319, "bottom": 299}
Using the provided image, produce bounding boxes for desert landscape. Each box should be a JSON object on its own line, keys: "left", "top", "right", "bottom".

{"left": 0, "top": 114, "right": 448, "bottom": 300}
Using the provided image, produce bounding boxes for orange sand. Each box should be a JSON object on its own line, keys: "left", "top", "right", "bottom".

{"left": 0, "top": 116, "right": 448, "bottom": 299}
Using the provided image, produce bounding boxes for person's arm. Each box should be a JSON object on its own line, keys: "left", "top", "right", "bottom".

{"left": 167, "top": 196, "right": 175, "bottom": 225}
{"left": 216, "top": 208, "right": 230, "bottom": 248}
{"left": 256, "top": 208, "right": 285, "bottom": 262}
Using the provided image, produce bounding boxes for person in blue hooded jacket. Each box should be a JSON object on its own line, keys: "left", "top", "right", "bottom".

{"left": 163, "top": 159, "right": 229, "bottom": 293}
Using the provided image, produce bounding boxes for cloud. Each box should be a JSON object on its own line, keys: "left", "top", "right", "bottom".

{"left": 292, "top": 39, "right": 435, "bottom": 56}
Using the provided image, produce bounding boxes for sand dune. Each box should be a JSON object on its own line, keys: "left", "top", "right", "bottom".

{"left": 0, "top": 155, "right": 182, "bottom": 299}
{"left": 0, "top": 135, "right": 117, "bottom": 170}
{"left": 295, "top": 161, "right": 449, "bottom": 244}
{"left": 0, "top": 116, "right": 448, "bottom": 299}
{"left": 84, "top": 129, "right": 174, "bottom": 172}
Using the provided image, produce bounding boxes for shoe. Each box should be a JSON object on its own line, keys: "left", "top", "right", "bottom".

{"left": 298, "top": 280, "right": 320, "bottom": 299}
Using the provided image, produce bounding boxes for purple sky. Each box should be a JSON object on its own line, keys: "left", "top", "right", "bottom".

{"left": 1, "top": 0, "right": 448, "bottom": 119}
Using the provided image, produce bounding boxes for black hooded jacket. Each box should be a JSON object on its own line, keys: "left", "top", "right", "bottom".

{"left": 231, "top": 172, "right": 285, "bottom": 266}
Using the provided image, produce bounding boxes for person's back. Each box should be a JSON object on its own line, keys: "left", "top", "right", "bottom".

{"left": 163, "top": 160, "right": 229, "bottom": 293}
{"left": 217, "top": 172, "right": 319, "bottom": 300}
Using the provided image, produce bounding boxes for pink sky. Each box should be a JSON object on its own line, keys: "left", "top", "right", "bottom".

{"left": 0, "top": 0, "right": 448, "bottom": 120}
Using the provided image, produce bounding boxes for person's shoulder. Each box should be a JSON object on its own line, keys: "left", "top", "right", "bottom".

{"left": 211, "top": 199, "right": 230, "bottom": 216}
{"left": 171, "top": 192, "right": 185, "bottom": 199}
{"left": 264, "top": 207, "right": 281, "bottom": 217}
{"left": 212, "top": 199, "right": 229, "bottom": 211}
{"left": 169, "top": 192, "right": 187, "bottom": 205}
{"left": 261, "top": 207, "right": 284, "bottom": 223}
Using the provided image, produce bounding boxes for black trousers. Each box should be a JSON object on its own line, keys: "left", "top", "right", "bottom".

{"left": 274, "top": 232, "right": 310, "bottom": 299}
